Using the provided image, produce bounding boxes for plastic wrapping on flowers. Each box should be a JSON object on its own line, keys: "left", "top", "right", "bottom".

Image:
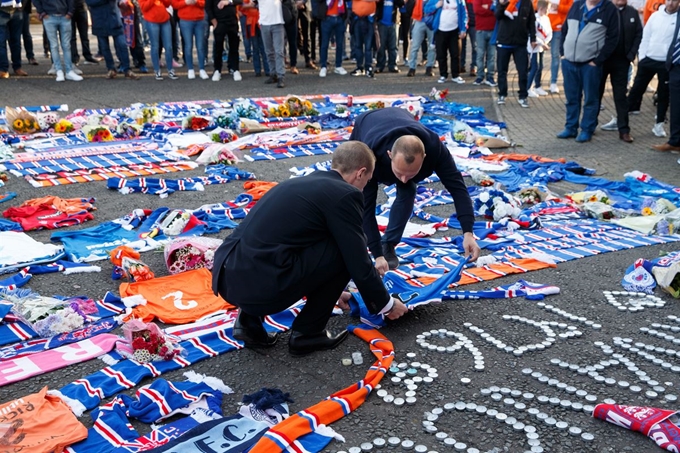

{"left": 164, "top": 237, "right": 223, "bottom": 274}
{"left": 122, "top": 319, "right": 183, "bottom": 362}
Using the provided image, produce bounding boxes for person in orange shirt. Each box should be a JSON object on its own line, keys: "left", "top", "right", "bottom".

{"left": 350, "top": 0, "right": 377, "bottom": 77}
{"left": 172, "top": 0, "right": 208, "bottom": 79}
{"left": 139, "top": 0, "right": 177, "bottom": 79}
{"left": 240, "top": 0, "right": 271, "bottom": 76}
{"left": 643, "top": 0, "right": 664, "bottom": 21}
{"left": 546, "top": 0, "right": 571, "bottom": 93}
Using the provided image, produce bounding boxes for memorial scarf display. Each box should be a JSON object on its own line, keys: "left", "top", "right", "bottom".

{"left": 593, "top": 403, "right": 680, "bottom": 451}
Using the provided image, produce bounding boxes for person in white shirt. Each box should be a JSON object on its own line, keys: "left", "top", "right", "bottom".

{"left": 259, "top": 0, "right": 287, "bottom": 87}
{"left": 628, "top": 0, "right": 678, "bottom": 138}
{"left": 527, "top": 0, "right": 552, "bottom": 97}
{"left": 426, "top": 0, "right": 468, "bottom": 83}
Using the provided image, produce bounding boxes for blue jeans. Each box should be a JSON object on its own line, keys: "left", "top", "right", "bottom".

{"left": 179, "top": 18, "right": 206, "bottom": 70}
{"left": 376, "top": 22, "right": 397, "bottom": 71}
{"left": 320, "top": 15, "right": 345, "bottom": 69}
{"left": 409, "top": 20, "right": 434, "bottom": 70}
{"left": 562, "top": 59, "right": 602, "bottom": 135}
{"left": 144, "top": 19, "right": 173, "bottom": 73}
{"left": 0, "top": 10, "right": 22, "bottom": 72}
{"left": 550, "top": 30, "right": 561, "bottom": 85}
{"left": 240, "top": 14, "right": 252, "bottom": 59}
{"left": 475, "top": 29, "right": 495, "bottom": 80}
{"left": 353, "top": 16, "right": 373, "bottom": 70}
{"left": 98, "top": 34, "right": 130, "bottom": 71}
{"left": 251, "top": 27, "right": 270, "bottom": 76}
{"left": 527, "top": 51, "right": 543, "bottom": 90}
{"left": 43, "top": 15, "right": 73, "bottom": 73}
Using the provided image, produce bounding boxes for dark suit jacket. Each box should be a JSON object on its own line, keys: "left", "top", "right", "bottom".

{"left": 349, "top": 107, "right": 475, "bottom": 258}
{"left": 211, "top": 170, "right": 391, "bottom": 314}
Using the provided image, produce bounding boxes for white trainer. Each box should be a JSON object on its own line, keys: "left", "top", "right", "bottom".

{"left": 319, "top": 67, "right": 327, "bottom": 77}
{"left": 72, "top": 67, "right": 83, "bottom": 75}
{"left": 65, "top": 70, "right": 83, "bottom": 81}
{"left": 199, "top": 69, "right": 209, "bottom": 79}
{"left": 451, "top": 76, "right": 465, "bottom": 84}
{"left": 334, "top": 66, "right": 347, "bottom": 75}
{"left": 233, "top": 70, "right": 242, "bottom": 81}
{"left": 549, "top": 83, "right": 559, "bottom": 94}
{"left": 437, "top": 76, "right": 446, "bottom": 83}
{"left": 188, "top": 69, "right": 195, "bottom": 79}
{"left": 55, "top": 70, "right": 65, "bottom": 82}
{"left": 528, "top": 88, "right": 539, "bottom": 98}
{"left": 212, "top": 70, "right": 221, "bottom": 81}
{"left": 653, "top": 122, "right": 667, "bottom": 137}
{"left": 535, "top": 87, "right": 548, "bottom": 96}
{"left": 47, "top": 65, "right": 57, "bottom": 75}
{"left": 600, "top": 116, "right": 618, "bottom": 131}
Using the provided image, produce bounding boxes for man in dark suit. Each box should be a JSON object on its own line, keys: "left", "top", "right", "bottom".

{"left": 350, "top": 107, "right": 481, "bottom": 273}
{"left": 212, "top": 141, "right": 408, "bottom": 356}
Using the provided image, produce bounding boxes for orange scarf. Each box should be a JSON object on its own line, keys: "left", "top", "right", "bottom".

{"left": 249, "top": 326, "right": 394, "bottom": 452}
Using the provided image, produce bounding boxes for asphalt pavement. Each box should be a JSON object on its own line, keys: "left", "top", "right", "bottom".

{"left": 1, "top": 28, "right": 680, "bottom": 453}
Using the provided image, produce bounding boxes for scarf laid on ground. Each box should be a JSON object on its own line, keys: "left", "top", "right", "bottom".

{"left": 593, "top": 403, "right": 680, "bottom": 451}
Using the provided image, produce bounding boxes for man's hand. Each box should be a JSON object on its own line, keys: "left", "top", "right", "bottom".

{"left": 386, "top": 299, "right": 408, "bottom": 320}
{"left": 588, "top": 61, "right": 597, "bottom": 66}
{"left": 463, "top": 232, "right": 481, "bottom": 262}
{"left": 459, "top": 31, "right": 466, "bottom": 39}
{"left": 530, "top": 41, "right": 537, "bottom": 49}
{"left": 211, "top": 18, "right": 217, "bottom": 26}
{"left": 336, "top": 291, "right": 352, "bottom": 310}
{"left": 375, "top": 256, "right": 389, "bottom": 277}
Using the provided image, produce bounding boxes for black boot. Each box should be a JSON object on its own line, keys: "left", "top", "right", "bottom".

{"left": 233, "top": 310, "right": 278, "bottom": 348}
{"left": 382, "top": 242, "right": 399, "bottom": 270}
{"left": 288, "top": 329, "right": 349, "bottom": 356}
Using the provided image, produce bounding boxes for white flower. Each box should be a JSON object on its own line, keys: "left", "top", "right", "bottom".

{"left": 479, "top": 192, "right": 490, "bottom": 203}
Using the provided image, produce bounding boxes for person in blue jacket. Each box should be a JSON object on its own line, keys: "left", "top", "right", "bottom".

{"left": 424, "top": 0, "right": 468, "bottom": 83}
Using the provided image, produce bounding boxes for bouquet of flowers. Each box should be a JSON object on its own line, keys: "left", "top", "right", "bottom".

{"left": 231, "top": 100, "right": 263, "bottom": 121}
{"left": 110, "top": 245, "right": 155, "bottom": 282}
{"left": 54, "top": 119, "right": 74, "bottom": 134}
{"left": 164, "top": 237, "right": 223, "bottom": 274}
{"left": 37, "top": 112, "right": 60, "bottom": 131}
{"left": 135, "top": 106, "right": 162, "bottom": 125}
{"left": 214, "top": 114, "right": 240, "bottom": 130}
{"left": 366, "top": 101, "right": 386, "bottom": 110}
{"left": 84, "top": 126, "right": 114, "bottom": 142}
{"left": 2, "top": 289, "right": 94, "bottom": 337}
{"left": 5, "top": 106, "right": 41, "bottom": 134}
{"left": 267, "top": 96, "right": 318, "bottom": 118}
{"left": 475, "top": 188, "right": 522, "bottom": 221}
{"left": 211, "top": 129, "right": 238, "bottom": 143}
{"left": 429, "top": 87, "right": 450, "bottom": 102}
{"left": 122, "top": 319, "right": 182, "bottom": 362}
{"left": 117, "top": 121, "right": 143, "bottom": 139}
{"left": 182, "top": 115, "right": 212, "bottom": 131}
{"left": 517, "top": 187, "right": 545, "bottom": 205}
{"left": 641, "top": 197, "right": 677, "bottom": 216}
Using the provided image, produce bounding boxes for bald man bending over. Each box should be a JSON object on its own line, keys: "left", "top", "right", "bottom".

{"left": 350, "top": 107, "right": 481, "bottom": 274}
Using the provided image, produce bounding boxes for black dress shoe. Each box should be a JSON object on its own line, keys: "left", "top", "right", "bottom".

{"left": 382, "top": 242, "right": 399, "bottom": 270}
{"left": 233, "top": 310, "right": 278, "bottom": 348}
{"left": 288, "top": 329, "right": 349, "bottom": 356}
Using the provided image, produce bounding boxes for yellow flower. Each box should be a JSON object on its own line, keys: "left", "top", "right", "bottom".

{"left": 55, "top": 123, "right": 66, "bottom": 133}
{"left": 642, "top": 207, "right": 653, "bottom": 216}
{"left": 303, "top": 100, "right": 312, "bottom": 110}
{"left": 13, "top": 119, "right": 24, "bottom": 130}
{"left": 280, "top": 110, "right": 290, "bottom": 118}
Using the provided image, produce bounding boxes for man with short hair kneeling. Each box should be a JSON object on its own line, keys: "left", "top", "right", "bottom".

{"left": 211, "top": 141, "right": 408, "bottom": 356}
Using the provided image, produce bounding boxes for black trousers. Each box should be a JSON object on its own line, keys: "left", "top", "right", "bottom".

{"left": 213, "top": 22, "right": 239, "bottom": 73}
{"left": 668, "top": 64, "right": 680, "bottom": 146}
{"left": 217, "top": 238, "right": 350, "bottom": 334}
{"left": 399, "top": 13, "right": 411, "bottom": 61}
{"left": 628, "top": 57, "right": 669, "bottom": 123}
{"left": 298, "top": 13, "right": 311, "bottom": 64}
{"left": 284, "top": 19, "right": 298, "bottom": 68}
{"left": 599, "top": 56, "right": 631, "bottom": 134}
{"left": 496, "top": 45, "right": 528, "bottom": 98}
{"left": 310, "top": 18, "right": 320, "bottom": 62}
{"left": 130, "top": 4, "right": 146, "bottom": 67}
{"left": 70, "top": 0, "right": 93, "bottom": 62}
{"left": 435, "top": 28, "right": 460, "bottom": 78}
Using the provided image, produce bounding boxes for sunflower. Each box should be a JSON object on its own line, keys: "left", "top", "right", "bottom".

{"left": 303, "top": 100, "right": 312, "bottom": 110}
{"left": 642, "top": 207, "right": 653, "bottom": 216}
{"left": 280, "top": 109, "right": 290, "bottom": 118}
{"left": 13, "top": 119, "right": 25, "bottom": 130}
{"left": 55, "top": 122, "right": 66, "bottom": 133}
